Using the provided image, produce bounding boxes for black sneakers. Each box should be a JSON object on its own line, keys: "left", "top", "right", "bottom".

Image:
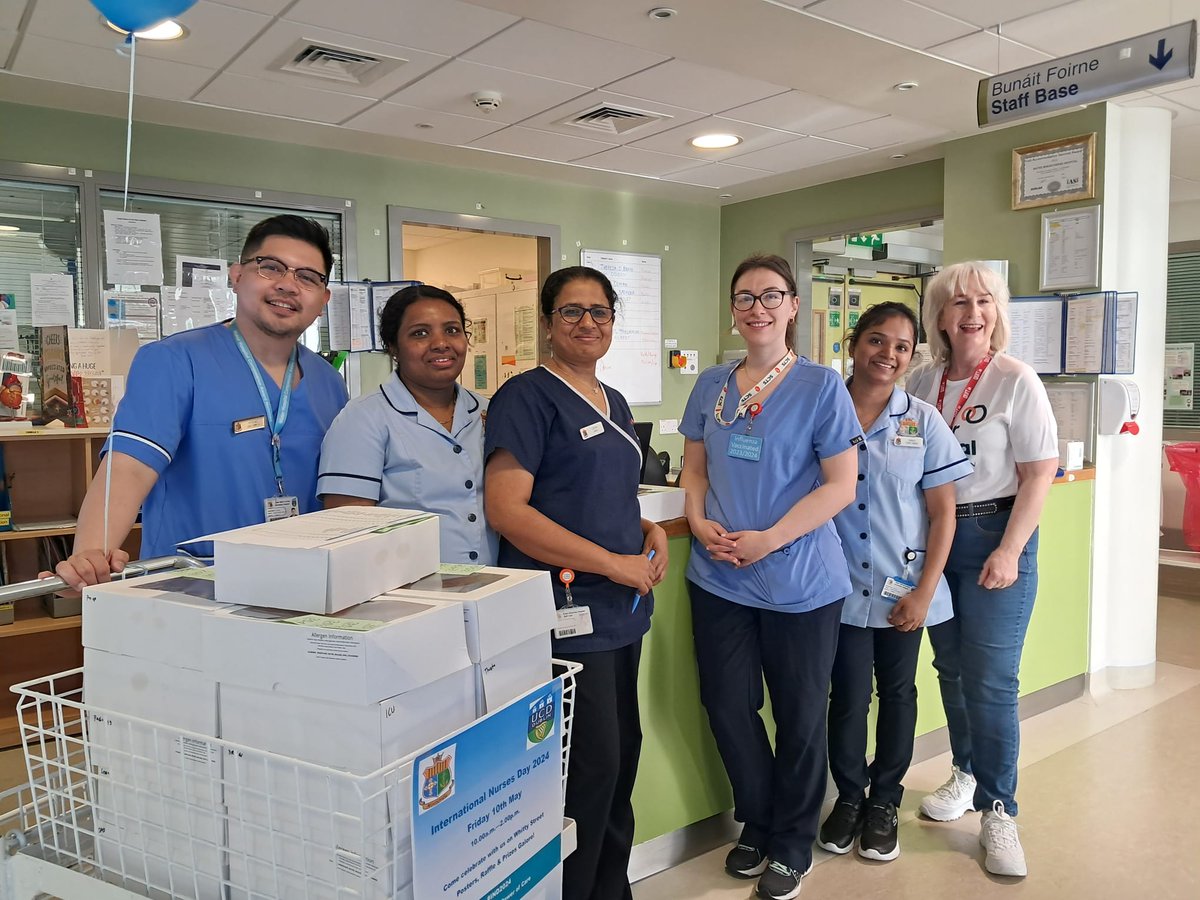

{"left": 725, "top": 842, "right": 768, "bottom": 878}
{"left": 817, "top": 796, "right": 865, "bottom": 854}
{"left": 756, "top": 860, "right": 812, "bottom": 900}
{"left": 858, "top": 800, "right": 900, "bottom": 861}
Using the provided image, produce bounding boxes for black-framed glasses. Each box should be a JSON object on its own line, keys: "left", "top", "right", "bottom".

{"left": 241, "top": 255, "right": 328, "bottom": 290}
{"left": 731, "top": 289, "right": 793, "bottom": 311}
{"left": 553, "top": 304, "right": 614, "bottom": 324}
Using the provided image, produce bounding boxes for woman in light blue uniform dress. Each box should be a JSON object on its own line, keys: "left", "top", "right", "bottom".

{"left": 317, "top": 284, "right": 496, "bottom": 565}
{"left": 818, "top": 302, "right": 970, "bottom": 863}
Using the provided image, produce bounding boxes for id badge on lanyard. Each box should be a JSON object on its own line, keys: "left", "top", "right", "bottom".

{"left": 230, "top": 323, "right": 300, "bottom": 522}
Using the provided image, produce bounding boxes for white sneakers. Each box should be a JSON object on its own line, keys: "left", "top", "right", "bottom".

{"left": 919, "top": 765, "right": 976, "bottom": 821}
{"left": 979, "top": 800, "right": 1027, "bottom": 877}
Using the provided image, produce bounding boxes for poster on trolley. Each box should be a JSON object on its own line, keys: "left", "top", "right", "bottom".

{"left": 411, "top": 677, "right": 564, "bottom": 900}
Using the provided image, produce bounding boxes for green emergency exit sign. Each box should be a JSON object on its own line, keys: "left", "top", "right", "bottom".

{"left": 848, "top": 233, "right": 884, "bottom": 248}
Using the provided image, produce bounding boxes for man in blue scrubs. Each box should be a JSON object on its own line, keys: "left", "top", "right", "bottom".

{"left": 54, "top": 215, "right": 348, "bottom": 589}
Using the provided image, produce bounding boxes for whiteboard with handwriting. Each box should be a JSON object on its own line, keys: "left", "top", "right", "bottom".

{"left": 581, "top": 249, "right": 662, "bottom": 406}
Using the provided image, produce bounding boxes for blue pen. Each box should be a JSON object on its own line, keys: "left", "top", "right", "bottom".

{"left": 632, "top": 550, "right": 656, "bottom": 613}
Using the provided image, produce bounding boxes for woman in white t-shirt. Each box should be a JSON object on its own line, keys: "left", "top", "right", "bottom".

{"left": 906, "top": 262, "right": 1058, "bottom": 879}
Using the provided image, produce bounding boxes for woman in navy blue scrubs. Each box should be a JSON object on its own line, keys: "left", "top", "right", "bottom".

{"left": 819, "top": 302, "right": 969, "bottom": 862}
{"left": 484, "top": 267, "right": 668, "bottom": 900}
{"left": 679, "top": 254, "right": 860, "bottom": 900}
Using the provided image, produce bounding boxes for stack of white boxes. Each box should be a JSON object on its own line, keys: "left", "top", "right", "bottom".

{"left": 384, "top": 566, "right": 557, "bottom": 716}
{"left": 81, "top": 508, "right": 563, "bottom": 900}
{"left": 82, "top": 568, "right": 231, "bottom": 900}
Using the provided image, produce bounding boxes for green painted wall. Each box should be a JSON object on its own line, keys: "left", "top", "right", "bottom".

{"left": 0, "top": 100, "right": 720, "bottom": 459}
{"left": 942, "top": 105, "right": 1108, "bottom": 293}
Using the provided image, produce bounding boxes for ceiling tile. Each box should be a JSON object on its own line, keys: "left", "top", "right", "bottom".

{"left": 1156, "top": 75, "right": 1200, "bottom": 96}
{"left": 1132, "top": 93, "right": 1200, "bottom": 127}
{"left": 721, "top": 90, "right": 882, "bottom": 136}
{"left": 226, "top": 20, "right": 447, "bottom": 99}
{"left": 1001, "top": 0, "right": 1182, "bottom": 57}
{"left": 1170, "top": 174, "right": 1200, "bottom": 201}
{"left": 914, "top": 0, "right": 1079, "bottom": 28}
{"left": 604, "top": 59, "right": 787, "bottom": 115}
{"left": 818, "top": 115, "right": 945, "bottom": 149}
{"left": 467, "top": 125, "right": 616, "bottom": 162}
{"left": 0, "top": 29, "right": 15, "bottom": 64}
{"left": 344, "top": 103, "right": 507, "bottom": 144}
{"left": 806, "top": 0, "right": 976, "bottom": 50}
{"left": 518, "top": 90, "right": 707, "bottom": 145}
{"left": 571, "top": 146, "right": 705, "bottom": 178}
{"left": 461, "top": 20, "right": 667, "bottom": 88}
{"left": 660, "top": 163, "right": 773, "bottom": 188}
{"left": 723, "top": 136, "right": 866, "bottom": 173}
{"left": 1173, "top": 125, "right": 1200, "bottom": 180}
{"left": 1155, "top": 82, "right": 1200, "bottom": 111}
{"left": 0, "top": 4, "right": 22, "bottom": 30}
{"left": 12, "top": 34, "right": 213, "bottom": 101}
{"left": 194, "top": 71, "right": 375, "bottom": 123}
{"left": 927, "top": 30, "right": 1051, "bottom": 74}
{"left": 25, "top": 0, "right": 271, "bottom": 68}
{"left": 285, "top": 0, "right": 518, "bottom": 57}
{"left": 630, "top": 116, "right": 799, "bottom": 162}
{"left": 206, "top": 0, "right": 292, "bottom": 13}
{"left": 387, "top": 59, "right": 589, "bottom": 124}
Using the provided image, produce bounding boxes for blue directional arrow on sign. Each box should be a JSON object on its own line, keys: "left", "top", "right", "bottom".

{"left": 1150, "top": 38, "right": 1174, "bottom": 70}
{"left": 979, "top": 20, "right": 1197, "bottom": 126}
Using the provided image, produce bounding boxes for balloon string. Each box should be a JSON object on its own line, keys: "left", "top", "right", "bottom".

{"left": 122, "top": 35, "right": 136, "bottom": 213}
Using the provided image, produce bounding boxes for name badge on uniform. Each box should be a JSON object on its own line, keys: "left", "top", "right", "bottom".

{"left": 894, "top": 417, "right": 923, "bottom": 447}
{"left": 264, "top": 495, "right": 299, "bottom": 522}
{"left": 727, "top": 432, "right": 763, "bottom": 461}
{"left": 881, "top": 576, "right": 916, "bottom": 602}
{"left": 580, "top": 421, "right": 604, "bottom": 441}
{"left": 893, "top": 435, "right": 924, "bottom": 448}
{"left": 554, "top": 605, "right": 594, "bottom": 639}
{"left": 233, "top": 415, "right": 267, "bottom": 435}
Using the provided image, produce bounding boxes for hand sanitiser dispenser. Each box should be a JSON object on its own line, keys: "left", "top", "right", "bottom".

{"left": 1098, "top": 378, "right": 1141, "bottom": 435}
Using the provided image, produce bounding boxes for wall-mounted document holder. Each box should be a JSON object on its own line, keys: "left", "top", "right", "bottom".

{"left": 1008, "top": 291, "right": 1137, "bottom": 376}
{"left": 326, "top": 280, "right": 419, "bottom": 352}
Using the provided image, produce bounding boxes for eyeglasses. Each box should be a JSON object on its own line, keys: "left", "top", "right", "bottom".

{"left": 731, "top": 289, "right": 793, "bottom": 311}
{"left": 553, "top": 305, "right": 614, "bottom": 325}
{"left": 241, "top": 256, "right": 328, "bottom": 291}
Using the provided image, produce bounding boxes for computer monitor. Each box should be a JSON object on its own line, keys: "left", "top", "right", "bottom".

{"left": 633, "top": 422, "right": 668, "bottom": 485}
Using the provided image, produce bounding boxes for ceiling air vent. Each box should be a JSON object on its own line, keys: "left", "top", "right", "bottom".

{"left": 272, "top": 41, "right": 406, "bottom": 87}
{"left": 558, "top": 103, "right": 667, "bottom": 136}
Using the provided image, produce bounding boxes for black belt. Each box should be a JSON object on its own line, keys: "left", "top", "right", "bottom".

{"left": 956, "top": 496, "right": 1016, "bottom": 518}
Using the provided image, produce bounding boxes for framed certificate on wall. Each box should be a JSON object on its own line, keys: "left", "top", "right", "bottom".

{"left": 1013, "top": 133, "right": 1096, "bottom": 210}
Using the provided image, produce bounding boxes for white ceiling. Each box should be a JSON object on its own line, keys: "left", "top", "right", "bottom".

{"left": 2, "top": 0, "right": 1200, "bottom": 206}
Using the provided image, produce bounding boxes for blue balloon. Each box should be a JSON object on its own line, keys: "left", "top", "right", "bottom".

{"left": 90, "top": 0, "right": 197, "bottom": 34}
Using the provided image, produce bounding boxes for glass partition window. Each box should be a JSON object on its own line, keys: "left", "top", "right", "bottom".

{"left": 0, "top": 179, "right": 84, "bottom": 408}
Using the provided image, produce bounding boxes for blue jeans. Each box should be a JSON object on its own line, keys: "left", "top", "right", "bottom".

{"left": 927, "top": 509, "right": 1037, "bottom": 816}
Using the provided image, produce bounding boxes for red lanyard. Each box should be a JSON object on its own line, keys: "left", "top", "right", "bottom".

{"left": 936, "top": 355, "right": 992, "bottom": 428}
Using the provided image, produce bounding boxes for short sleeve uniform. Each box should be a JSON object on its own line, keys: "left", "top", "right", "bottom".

{"left": 833, "top": 387, "right": 972, "bottom": 628}
{"left": 680, "top": 358, "right": 862, "bottom": 612}
{"left": 316, "top": 373, "right": 496, "bottom": 565}
{"left": 484, "top": 367, "right": 648, "bottom": 653}
{"left": 907, "top": 353, "right": 1057, "bottom": 503}
{"left": 106, "top": 323, "right": 348, "bottom": 558}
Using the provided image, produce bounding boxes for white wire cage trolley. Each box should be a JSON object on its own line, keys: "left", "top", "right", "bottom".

{"left": 0, "top": 562, "right": 580, "bottom": 900}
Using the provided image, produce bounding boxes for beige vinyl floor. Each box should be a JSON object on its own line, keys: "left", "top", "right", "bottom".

{"left": 2, "top": 593, "right": 1199, "bottom": 898}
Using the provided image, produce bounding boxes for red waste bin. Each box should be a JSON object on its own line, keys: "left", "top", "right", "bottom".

{"left": 1165, "top": 442, "right": 1200, "bottom": 551}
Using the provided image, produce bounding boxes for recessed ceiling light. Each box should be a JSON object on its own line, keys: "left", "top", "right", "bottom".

{"left": 890, "top": 153, "right": 907, "bottom": 159}
{"left": 719, "top": 193, "right": 733, "bottom": 199}
{"left": 415, "top": 123, "right": 434, "bottom": 129}
{"left": 104, "top": 17, "right": 188, "bottom": 41}
{"left": 893, "top": 81, "right": 919, "bottom": 92}
{"left": 648, "top": 7, "right": 678, "bottom": 19}
{"left": 0, "top": 225, "right": 20, "bottom": 233}
{"left": 690, "top": 133, "right": 742, "bottom": 150}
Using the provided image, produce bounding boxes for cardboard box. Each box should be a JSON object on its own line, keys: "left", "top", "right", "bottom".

{"left": 96, "top": 817, "right": 225, "bottom": 900}
{"left": 1059, "top": 439, "right": 1084, "bottom": 471}
{"left": 37, "top": 326, "right": 82, "bottom": 426}
{"left": 387, "top": 566, "right": 555, "bottom": 662}
{"left": 0, "top": 601, "right": 12, "bottom": 626}
{"left": 82, "top": 567, "right": 227, "bottom": 671}
{"left": 202, "top": 595, "right": 471, "bottom": 704}
{"left": 206, "top": 507, "right": 441, "bottom": 614}
{"left": 43, "top": 592, "right": 82, "bottom": 618}
{"left": 476, "top": 632, "right": 554, "bottom": 715}
{"left": 637, "top": 484, "right": 686, "bottom": 522}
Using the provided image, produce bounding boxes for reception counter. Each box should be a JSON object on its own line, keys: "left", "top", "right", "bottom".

{"left": 628, "top": 472, "right": 1095, "bottom": 862}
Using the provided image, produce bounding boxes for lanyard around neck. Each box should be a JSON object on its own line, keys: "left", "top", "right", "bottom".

{"left": 230, "top": 321, "right": 297, "bottom": 495}
{"left": 714, "top": 351, "right": 794, "bottom": 427}
{"left": 935, "top": 354, "right": 992, "bottom": 429}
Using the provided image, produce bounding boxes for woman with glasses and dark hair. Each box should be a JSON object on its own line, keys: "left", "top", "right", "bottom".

{"left": 679, "top": 254, "right": 860, "bottom": 900}
{"left": 906, "top": 262, "right": 1057, "bottom": 878}
{"left": 818, "top": 302, "right": 969, "bottom": 863}
{"left": 317, "top": 284, "right": 496, "bottom": 564}
{"left": 484, "top": 266, "right": 668, "bottom": 900}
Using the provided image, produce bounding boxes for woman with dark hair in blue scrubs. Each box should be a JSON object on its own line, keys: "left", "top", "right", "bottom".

{"left": 484, "top": 266, "right": 668, "bottom": 900}
{"left": 680, "top": 254, "right": 860, "bottom": 900}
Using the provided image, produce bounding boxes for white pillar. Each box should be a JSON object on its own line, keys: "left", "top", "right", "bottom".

{"left": 1091, "top": 105, "right": 1171, "bottom": 688}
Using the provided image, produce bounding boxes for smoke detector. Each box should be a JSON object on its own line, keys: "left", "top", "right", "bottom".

{"left": 472, "top": 91, "right": 502, "bottom": 112}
